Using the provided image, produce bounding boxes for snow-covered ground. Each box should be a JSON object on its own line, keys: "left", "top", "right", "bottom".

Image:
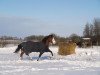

{"left": 0, "top": 46, "right": 100, "bottom": 75}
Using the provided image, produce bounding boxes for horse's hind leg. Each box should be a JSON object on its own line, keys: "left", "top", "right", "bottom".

{"left": 26, "top": 53, "right": 32, "bottom": 60}
{"left": 37, "top": 52, "right": 44, "bottom": 61}
{"left": 20, "top": 50, "right": 24, "bottom": 60}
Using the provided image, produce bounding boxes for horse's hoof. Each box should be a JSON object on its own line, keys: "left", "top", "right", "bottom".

{"left": 29, "top": 58, "right": 33, "bottom": 61}
{"left": 19, "top": 57, "right": 23, "bottom": 60}
{"left": 13, "top": 52, "right": 18, "bottom": 53}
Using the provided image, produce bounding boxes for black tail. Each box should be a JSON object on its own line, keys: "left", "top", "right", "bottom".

{"left": 14, "top": 44, "right": 22, "bottom": 53}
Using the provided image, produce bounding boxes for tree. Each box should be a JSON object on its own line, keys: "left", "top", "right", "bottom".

{"left": 83, "top": 18, "right": 100, "bottom": 45}
{"left": 94, "top": 19, "right": 100, "bottom": 45}
{"left": 83, "top": 23, "right": 90, "bottom": 37}
{"left": 89, "top": 24, "right": 94, "bottom": 37}
{"left": 69, "top": 34, "right": 81, "bottom": 43}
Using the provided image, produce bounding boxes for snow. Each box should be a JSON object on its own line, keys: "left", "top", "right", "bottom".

{"left": 0, "top": 46, "right": 100, "bottom": 75}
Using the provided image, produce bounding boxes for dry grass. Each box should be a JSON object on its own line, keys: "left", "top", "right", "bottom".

{"left": 58, "top": 42, "right": 76, "bottom": 55}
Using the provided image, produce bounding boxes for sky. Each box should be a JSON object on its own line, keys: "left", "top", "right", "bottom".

{"left": 0, "top": 0, "right": 100, "bottom": 38}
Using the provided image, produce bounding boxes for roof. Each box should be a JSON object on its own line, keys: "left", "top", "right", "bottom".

{"left": 82, "top": 38, "right": 91, "bottom": 40}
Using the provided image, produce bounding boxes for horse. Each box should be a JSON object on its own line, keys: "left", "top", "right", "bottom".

{"left": 14, "top": 34, "right": 56, "bottom": 61}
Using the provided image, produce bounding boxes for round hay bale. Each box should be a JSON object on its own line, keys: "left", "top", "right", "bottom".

{"left": 58, "top": 42, "right": 76, "bottom": 55}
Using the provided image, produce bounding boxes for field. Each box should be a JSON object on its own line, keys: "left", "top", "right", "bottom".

{"left": 0, "top": 46, "right": 100, "bottom": 75}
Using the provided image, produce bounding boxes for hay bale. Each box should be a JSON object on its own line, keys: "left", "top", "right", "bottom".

{"left": 58, "top": 42, "right": 76, "bottom": 55}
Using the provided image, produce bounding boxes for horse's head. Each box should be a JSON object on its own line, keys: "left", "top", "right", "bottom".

{"left": 42, "top": 34, "right": 56, "bottom": 45}
{"left": 48, "top": 34, "right": 56, "bottom": 44}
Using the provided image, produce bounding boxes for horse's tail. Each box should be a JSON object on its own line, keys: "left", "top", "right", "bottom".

{"left": 14, "top": 44, "right": 22, "bottom": 53}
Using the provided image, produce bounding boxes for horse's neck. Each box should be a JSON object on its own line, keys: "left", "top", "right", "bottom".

{"left": 46, "top": 40, "right": 50, "bottom": 46}
{"left": 42, "top": 37, "right": 50, "bottom": 46}
{"left": 42, "top": 40, "right": 49, "bottom": 47}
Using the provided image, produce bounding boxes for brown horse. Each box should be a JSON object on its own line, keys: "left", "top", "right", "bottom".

{"left": 14, "top": 34, "right": 56, "bottom": 61}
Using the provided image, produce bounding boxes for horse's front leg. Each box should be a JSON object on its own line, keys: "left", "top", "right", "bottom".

{"left": 50, "top": 50, "right": 53, "bottom": 56}
{"left": 37, "top": 52, "right": 44, "bottom": 61}
{"left": 48, "top": 49, "right": 53, "bottom": 56}
{"left": 46, "top": 49, "right": 54, "bottom": 60}
{"left": 20, "top": 50, "right": 24, "bottom": 60}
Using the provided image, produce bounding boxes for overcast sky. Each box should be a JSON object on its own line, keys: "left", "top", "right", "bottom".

{"left": 0, "top": 0, "right": 100, "bottom": 38}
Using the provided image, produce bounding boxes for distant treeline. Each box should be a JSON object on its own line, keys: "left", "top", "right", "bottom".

{"left": 0, "top": 36, "right": 21, "bottom": 40}
{"left": 24, "top": 34, "right": 81, "bottom": 45}
{"left": 0, "top": 36, "right": 22, "bottom": 47}
{"left": 0, "top": 34, "right": 81, "bottom": 47}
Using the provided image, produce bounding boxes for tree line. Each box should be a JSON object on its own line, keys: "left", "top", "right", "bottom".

{"left": 24, "top": 34, "right": 81, "bottom": 45}
{"left": 83, "top": 18, "right": 100, "bottom": 45}
{"left": 0, "top": 36, "right": 22, "bottom": 47}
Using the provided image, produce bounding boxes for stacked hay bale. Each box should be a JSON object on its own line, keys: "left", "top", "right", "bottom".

{"left": 58, "top": 42, "right": 76, "bottom": 55}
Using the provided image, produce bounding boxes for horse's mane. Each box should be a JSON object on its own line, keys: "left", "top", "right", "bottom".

{"left": 42, "top": 34, "right": 53, "bottom": 44}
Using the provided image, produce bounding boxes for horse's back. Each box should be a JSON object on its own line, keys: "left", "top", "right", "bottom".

{"left": 21, "top": 41, "right": 45, "bottom": 52}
